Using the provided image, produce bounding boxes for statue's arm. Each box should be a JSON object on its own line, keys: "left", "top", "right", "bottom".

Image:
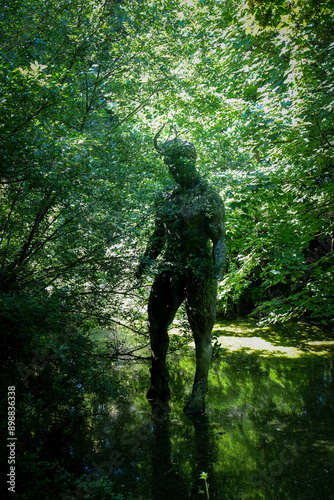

{"left": 207, "top": 195, "right": 227, "bottom": 280}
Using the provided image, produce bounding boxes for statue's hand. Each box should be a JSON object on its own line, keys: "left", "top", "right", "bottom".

{"left": 214, "top": 268, "right": 224, "bottom": 281}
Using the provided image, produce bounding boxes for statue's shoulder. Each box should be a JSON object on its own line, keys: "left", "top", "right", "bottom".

{"left": 200, "top": 181, "right": 224, "bottom": 217}
{"left": 199, "top": 180, "right": 222, "bottom": 201}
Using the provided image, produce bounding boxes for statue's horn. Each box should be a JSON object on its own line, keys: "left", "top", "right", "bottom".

{"left": 153, "top": 123, "right": 166, "bottom": 153}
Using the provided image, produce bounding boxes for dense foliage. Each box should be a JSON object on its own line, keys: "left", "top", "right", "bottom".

{"left": 1, "top": 0, "right": 333, "bottom": 497}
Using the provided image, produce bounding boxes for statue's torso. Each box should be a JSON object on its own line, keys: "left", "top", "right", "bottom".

{"left": 156, "top": 182, "right": 221, "bottom": 270}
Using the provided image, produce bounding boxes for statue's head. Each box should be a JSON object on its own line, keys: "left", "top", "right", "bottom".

{"left": 153, "top": 124, "right": 199, "bottom": 187}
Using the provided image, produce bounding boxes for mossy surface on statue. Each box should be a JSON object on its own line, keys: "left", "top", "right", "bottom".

{"left": 136, "top": 125, "right": 226, "bottom": 414}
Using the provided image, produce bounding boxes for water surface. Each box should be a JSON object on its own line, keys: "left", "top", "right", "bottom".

{"left": 78, "top": 320, "right": 334, "bottom": 499}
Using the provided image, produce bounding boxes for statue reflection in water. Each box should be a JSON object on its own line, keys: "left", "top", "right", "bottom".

{"left": 150, "top": 400, "right": 216, "bottom": 499}
{"left": 136, "top": 125, "right": 226, "bottom": 414}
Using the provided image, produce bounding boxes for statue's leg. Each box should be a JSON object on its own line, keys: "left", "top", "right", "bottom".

{"left": 184, "top": 275, "right": 218, "bottom": 414}
{"left": 147, "top": 272, "right": 184, "bottom": 403}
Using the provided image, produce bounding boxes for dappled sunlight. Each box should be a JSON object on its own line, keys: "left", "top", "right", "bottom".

{"left": 214, "top": 335, "right": 304, "bottom": 357}
{"left": 212, "top": 319, "right": 334, "bottom": 356}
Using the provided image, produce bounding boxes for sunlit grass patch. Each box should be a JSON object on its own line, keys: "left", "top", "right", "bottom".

{"left": 212, "top": 335, "right": 303, "bottom": 358}
{"left": 212, "top": 319, "right": 334, "bottom": 357}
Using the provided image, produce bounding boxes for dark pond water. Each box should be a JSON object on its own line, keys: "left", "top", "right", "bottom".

{"left": 74, "top": 321, "right": 334, "bottom": 499}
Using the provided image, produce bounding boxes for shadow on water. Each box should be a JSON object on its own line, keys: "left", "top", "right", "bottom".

{"left": 70, "top": 321, "right": 334, "bottom": 499}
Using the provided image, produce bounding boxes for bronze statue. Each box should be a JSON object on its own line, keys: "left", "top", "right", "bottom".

{"left": 136, "top": 125, "right": 226, "bottom": 414}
